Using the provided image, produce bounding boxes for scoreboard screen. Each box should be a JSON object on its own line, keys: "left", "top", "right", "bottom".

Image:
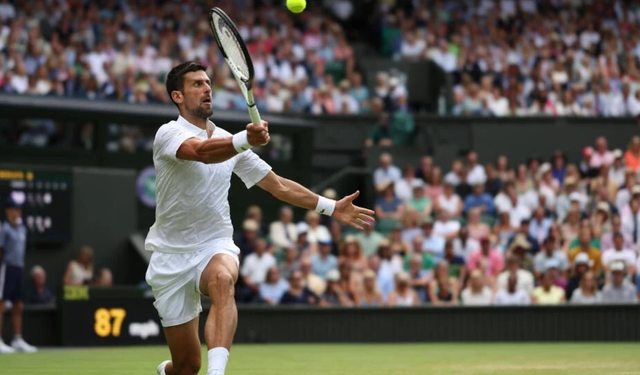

{"left": 0, "top": 168, "right": 72, "bottom": 243}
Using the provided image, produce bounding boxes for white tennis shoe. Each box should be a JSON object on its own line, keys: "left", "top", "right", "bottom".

{"left": 0, "top": 339, "right": 15, "bottom": 353}
{"left": 157, "top": 360, "right": 171, "bottom": 375}
{"left": 11, "top": 337, "right": 37, "bottom": 353}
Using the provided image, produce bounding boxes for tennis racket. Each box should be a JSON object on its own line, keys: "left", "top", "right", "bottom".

{"left": 208, "top": 7, "right": 262, "bottom": 127}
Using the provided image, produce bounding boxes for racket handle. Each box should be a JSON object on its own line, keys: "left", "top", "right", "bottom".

{"left": 248, "top": 104, "right": 262, "bottom": 126}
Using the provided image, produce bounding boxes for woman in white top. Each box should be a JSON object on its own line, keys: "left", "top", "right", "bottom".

{"left": 63, "top": 246, "right": 95, "bottom": 286}
{"left": 570, "top": 272, "right": 602, "bottom": 304}
{"left": 394, "top": 164, "right": 424, "bottom": 202}
{"left": 303, "top": 211, "right": 330, "bottom": 245}
{"left": 388, "top": 272, "right": 419, "bottom": 307}
{"left": 435, "top": 181, "right": 462, "bottom": 217}
{"left": 461, "top": 270, "right": 493, "bottom": 306}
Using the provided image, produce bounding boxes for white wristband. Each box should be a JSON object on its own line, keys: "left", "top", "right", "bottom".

{"left": 315, "top": 196, "right": 336, "bottom": 216}
{"left": 232, "top": 130, "right": 251, "bottom": 153}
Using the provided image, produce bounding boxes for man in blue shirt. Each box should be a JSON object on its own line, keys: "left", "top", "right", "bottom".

{"left": 0, "top": 198, "right": 37, "bottom": 353}
{"left": 464, "top": 182, "right": 496, "bottom": 216}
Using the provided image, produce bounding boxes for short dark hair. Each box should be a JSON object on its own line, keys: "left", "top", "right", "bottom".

{"left": 165, "top": 61, "right": 208, "bottom": 107}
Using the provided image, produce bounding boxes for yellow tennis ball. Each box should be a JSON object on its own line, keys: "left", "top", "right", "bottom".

{"left": 286, "top": 0, "right": 306, "bottom": 13}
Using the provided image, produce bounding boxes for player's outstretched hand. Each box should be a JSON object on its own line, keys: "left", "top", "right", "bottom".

{"left": 247, "top": 120, "right": 270, "bottom": 147}
{"left": 332, "top": 190, "right": 375, "bottom": 231}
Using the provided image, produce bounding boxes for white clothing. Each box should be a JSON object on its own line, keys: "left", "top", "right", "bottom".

{"left": 433, "top": 220, "right": 461, "bottom": 238}
{"left": 438, "top": 194, "right": 461, "bottom": 216}
{"left": 306, "top": 225, "right": 331, "bottom": 244}
{"left": 240, "top": 252, "right": 277, "bottom": 285}
{"left": 602, "top": 249, "right": 637, "bottom": 268}
{"left": 268, "top": 221, "right": 298, "bottom": 249}
{"left": 453, "top": 238, "right": 480, "bottom": 261}
{"left": 461, "top": 287, "right": 493, "bottom": 306}
{"left": 496, "top": 270, "right": 535, "bottom": 294}
{"left": 145, "top": 116, "right": 272, "bottom": 254}
{"left": 145, "top": 239, "right": 240, "bottom": 327}
{"left": 493, "top": 289, "right": 531, "bottom": 305}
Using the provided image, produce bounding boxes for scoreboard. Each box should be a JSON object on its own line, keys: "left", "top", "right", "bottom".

{"left": 0, "top": 168, "right": 72, "bottom": 243}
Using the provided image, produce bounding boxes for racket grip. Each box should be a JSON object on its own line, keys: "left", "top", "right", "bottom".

{"left": 248, "top": 105, "right": 262, "bottom": 126}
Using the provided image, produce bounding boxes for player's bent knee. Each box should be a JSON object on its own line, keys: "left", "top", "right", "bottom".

{"left": 209, "top": 271, "right": 234, "bottom": 298}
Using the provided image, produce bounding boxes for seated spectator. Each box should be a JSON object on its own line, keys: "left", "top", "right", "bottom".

{"left": 494, "top": 273, "right": 531, "bottom": 306}
{"left": 566, "top": 253, "right": 593, "bottom": 301}
{"left": 259, "top": 267, "right": 289, "bottom": 305}
{"left": 279, "top": 247, "right": 300, "bottom": 281}
{"left": 304, "top": 211, "right": 331, "bottom": 245}
{"left": 428, "top": 261, "right": 460, "bottom": 305}
{"left": 425, "top": 167, "right": 445, "bottom": 201}
{"left": 238, "top": 238, "right": 276, "bottom": 303}
{"left": 338, "top": 261, "right": 360, "bottom": 304}
{"left": 354, "top": 224, "right": 385, "bottom": 257}
{"left": 245, "top": 205, "right": 267, "bottom": 236}
{"left": 339, "top": 235, "right": 368, "bottom": 273}
{"left": 531, "top": 271, "right": 566, "bottom": 305}
{"left": 407, "top": 254, "right": 431, "bottom": 303}
{"left": 496, "top": 255, "right": 535, "bottom": 295}
{"left": 269, "top": 206, "right": 298, "bottom": 251}
{"left": 561, "top": 208, "right": 582, "bottom": 246}
{"left": 368, "top": 255, "right": 394, "bottom": 303}
{"left": 404, "top": 234, "right": 435, "bottom": 271}
{"left": 600, "top": 215, "right": 633, "bottom": 251}
{"left": 543, "top": 258, "right": 567, "bottom": 289}
{"left": 320, "top": 269, "right": 355, "bottom": 307}
{"left": 461, "top": 270, "right": 493, "bottom": 306}
{"left": 295, "top": 224, "right": 316, "bottom": 256}
{"left": 63, "top": 246, "right": 94, "bottom": 286}
{"left": 534, "top": 236, "right": 569, "bottom": 280}
{"left": 394, "top": 165, "right": 424, "bottom": 202}
{"left": 601, "top": 261, "right": 638, "bottom": 304}
{"left": 299, "top": 257, "right": 326, "bottom": 297}
{"left": 507, "top": 234, "right": 536, "bottom": 274}
{"left": 28, "top": 266, "right": 55, "bottom": 304}
{"left": 464, "top": 183, "right": 496, "bottom": 216}
{"left": 378, "top": 239, "right": 403, "bottom": 277}
{"left": 507, "top": 220, "right": 540, "bottom": 255}
{"left": 466, "top": 208, "right": 491, "bottom": 241}
{"left": 388, "top": 225, "right": 411, "bottom": 257}
{"left": 388, "top": 271, "right": 419, "bottom": 307}
{"left": 493, "top": 210, "right": 516, "bottom": 252}
{"left": 310, "top": 239, "right": 338, "bottom": 280}
{"left": 529, "top": 207, "right": 553, "bottom": 246}
{"left": 570, "top": 272, "right": 602, "bottom": 305}
{"left": 443, "top": 240, "right": 467, "bottom": 283}
{"left": 373, "top": 152, "right": 401, "bottom": 186}
{"left": 433, "top": 210, "right": 461, "bottom": 241}
{"left": 624, "top": 136, "right": 640, "bottom": 173}
{"left": 406, "top": 184, "right": 432, "bottom": 218}
{"left": 358, "top": 270, "right": 384, "bottom": 307}
{"left": 602, "top": 232, "right": 637, "bottom": 283}
{"left": 568, "top": 227, "right": 603, "bottom": 275}
{"left": 467, "top": 236, "right": 504, "bottom": 279}
{"left": 92, "top": 268, "right": 113, "bottom": 287}
{"left": 401, "top": 207, "right": 422, "bottom": 245}
{"left": 279, "top": 271, "right": 319, "bottom": 305}
{"left": 419, "top": 218, "right": 446, "bottom": 261}
{"left": 435, "top": 180, "right": 463, "bottom": 218}
{"left": 453, "top": 226, "right": 480, "bottom": 261}
{"left": 236, "top": 219, "right": 259, "bottom": 257}
{"left": 328, "top": 218, "right": 344, "bottom": 254}
{"left": 374, "top": 181, "right": 404, "bottom": 222}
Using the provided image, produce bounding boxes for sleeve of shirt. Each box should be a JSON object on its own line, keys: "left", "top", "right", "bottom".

{"left": 233, "top": 150, "right": 272, "bottom": 189}
{"left": 154, "top": 124, "right": 195, "bottom": 162}
{"left": 0, "top": 224, "right": 5, "bottom": 248}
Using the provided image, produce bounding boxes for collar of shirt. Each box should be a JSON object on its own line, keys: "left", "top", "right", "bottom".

{"left": 176, "top": 115, "right": 215, "bottom": 137}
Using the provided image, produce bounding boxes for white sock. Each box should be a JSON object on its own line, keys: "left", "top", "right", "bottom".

{"left": 207, "top": 347, "right": 230, "bottom": 375}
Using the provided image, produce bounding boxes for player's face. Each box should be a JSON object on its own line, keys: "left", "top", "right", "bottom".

{"left": 5, "top": 207, "right": 20, "bottom": 225}
{"left": 182, "top": 71, "right": 213, "bottom": 119}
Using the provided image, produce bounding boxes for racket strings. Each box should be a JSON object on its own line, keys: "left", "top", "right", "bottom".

{"left": 212, "top": 14, "right": 251, "bottom": 81}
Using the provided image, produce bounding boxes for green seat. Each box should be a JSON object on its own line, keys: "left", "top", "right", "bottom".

{"left": 481, "top": 215, "right": 496, "bottom": 228}
{"left": 376, "top": 218, "right": 399, "bottom": 235}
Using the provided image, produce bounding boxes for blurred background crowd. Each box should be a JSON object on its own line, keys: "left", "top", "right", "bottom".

{"left": 234, "top": 134, "right": 640, "bottom": 306}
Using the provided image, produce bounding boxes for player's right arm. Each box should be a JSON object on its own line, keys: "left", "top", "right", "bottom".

{"left": 161, "top": 121, "right": 270, "bottom": 164}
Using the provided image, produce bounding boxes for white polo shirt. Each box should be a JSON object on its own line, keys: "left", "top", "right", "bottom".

{"left": 145, "top": 116, "right": 272, "bottom": 253}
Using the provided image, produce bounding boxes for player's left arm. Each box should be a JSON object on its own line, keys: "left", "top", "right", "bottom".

{"left": 256, "top": 171, "right": 375, "bottom": 230}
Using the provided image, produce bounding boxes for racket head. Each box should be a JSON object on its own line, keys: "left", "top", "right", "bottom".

{"left": 208, "top": 7, "right": 255, "bottom": 85}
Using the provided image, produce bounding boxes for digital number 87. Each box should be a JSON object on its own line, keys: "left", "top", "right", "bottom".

{"left": 94, "top": 308, "right": 126, "bottom": 337}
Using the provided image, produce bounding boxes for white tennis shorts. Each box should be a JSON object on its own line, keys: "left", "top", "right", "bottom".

{"left": 145, "top": 238, "right": 240, "bottom": 327}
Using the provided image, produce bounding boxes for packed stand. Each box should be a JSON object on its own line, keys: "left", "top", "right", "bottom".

{"left": 234, "top": 135, "right": 640, "bottom": 307}
{"left": 380, "top": 0, "right": 640, "bottom": 117}
{"left": 0, "top": 0, "right": 372, "bottom": 115}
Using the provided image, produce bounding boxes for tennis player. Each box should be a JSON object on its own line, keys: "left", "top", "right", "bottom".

{"left": 147, "top": 61, "right": 375, "bottom": 375}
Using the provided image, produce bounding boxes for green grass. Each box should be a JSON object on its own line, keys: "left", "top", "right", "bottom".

{"left": 4, "top": 343, "right": 640, "bottom": 375}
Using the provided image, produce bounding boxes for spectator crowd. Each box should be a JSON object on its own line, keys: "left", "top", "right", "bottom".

{"left": 0, "top": 0, "right": 401, "bottom": 115}
{"left": 381, "top": 0, "right": 640, "bottom": 117}
{"left": 234, "top": 135, "right": 640, "bottom": 307}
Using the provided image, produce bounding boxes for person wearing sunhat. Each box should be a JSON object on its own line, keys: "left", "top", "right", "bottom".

{"left": 0, "top": 197, "right": 37, "bottom": 353}
{"left": 601, "top": 261, "right": 638, "bottom": 304}
{"left": 555, "top": 175, "right": 583, "bottom": 222}
{"left": 568, "top": 227, "right": 602, "bottom": 275}
{"left": 507, "top": 233, "right": 535, "bottom": 274}
{"left": 610, "top": 149, "right": 626, "bottom": 186}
